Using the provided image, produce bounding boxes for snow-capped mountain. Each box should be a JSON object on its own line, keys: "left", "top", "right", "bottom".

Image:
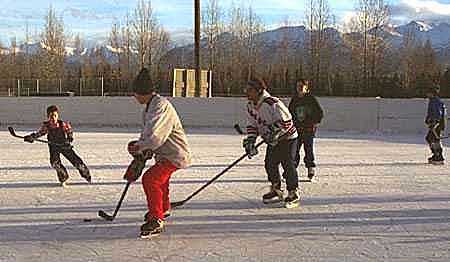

{"left": 2, "top": 20, "right": 450, "bottom": 66}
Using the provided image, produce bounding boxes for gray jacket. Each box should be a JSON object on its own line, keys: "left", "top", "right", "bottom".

{"left": 136, "top": 95, "right": 191, "bottom": 169}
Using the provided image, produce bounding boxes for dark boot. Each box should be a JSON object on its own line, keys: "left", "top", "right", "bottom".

{"left": 140, "top": 217, "right": 165, "bottom": 239}
{"left": 284, "top": 189, "right": 300, "bottom": 209}
{"left": 262, "top": 183, "right": 283, "bottom": 204}
{"left": 77, "top": 164, "right": 92, "bottom": 183}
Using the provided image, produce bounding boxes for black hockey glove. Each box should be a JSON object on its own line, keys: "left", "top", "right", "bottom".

{"left": 24, "top": 135, "right": 35, "bottom": 143}
{"left": 243, "top": 137, "right": 258, "bottom": 158}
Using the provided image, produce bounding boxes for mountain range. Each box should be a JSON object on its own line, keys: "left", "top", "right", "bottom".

{"left": 1, "top": 21, "right": 450, "bottom": 66}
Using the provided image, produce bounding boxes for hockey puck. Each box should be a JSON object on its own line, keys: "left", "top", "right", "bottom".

{"left": 83, "top": 218, "right": 92, "bottom": 222}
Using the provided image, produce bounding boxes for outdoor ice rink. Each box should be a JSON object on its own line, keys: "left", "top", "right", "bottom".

{"left": 0, "top": 128, "right": 449, "bottom": 262}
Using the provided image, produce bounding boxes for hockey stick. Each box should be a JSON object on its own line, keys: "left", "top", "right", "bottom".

{"left": 171, "top": 139, "right": 265, "bottom": 208}
{"left": 98, "top": 182, "right": 131, "bottom": 221}
{"left": 8, "top": 126, "right": 71, "bottom": 148}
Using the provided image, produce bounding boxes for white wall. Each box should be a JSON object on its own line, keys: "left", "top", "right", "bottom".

{"left": 0, "top": 97, "right": 447, "bottom": 134}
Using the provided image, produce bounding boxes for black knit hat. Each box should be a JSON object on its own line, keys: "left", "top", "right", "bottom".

{"left": 132, "top": 68, "right": 153, "bottom": 95}
{"left": 46, "top": 105, "right": 59, "bottom": 116}
{"left": 247, "top": 77, "right": 267, "bottom": 92}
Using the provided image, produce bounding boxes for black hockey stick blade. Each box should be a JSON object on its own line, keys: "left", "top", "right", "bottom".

{"left": 98, "top": 210, "right": 114, "bottom": 221}
{"left": 98, "top": 182, "right": 131, "bottom": 221}
{"left": 8, "top": 126, "right": 20, "bottom": 138}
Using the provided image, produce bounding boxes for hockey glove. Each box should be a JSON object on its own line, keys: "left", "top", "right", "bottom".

{"left": 123, "top": 157, "right": 146, "bottom": 183}
{"left": 243, "top": 137, "right": 258, "bottom": 158}
{"left": 24, "top": 135, "right": 35, "bottom": 143}
{"left": 127, "top": 140, "right": 142, "bottom": 157}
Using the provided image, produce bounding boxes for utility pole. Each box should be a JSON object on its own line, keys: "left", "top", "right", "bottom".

{"left": 194, "top": 0, "right": 201, "bottom": 97}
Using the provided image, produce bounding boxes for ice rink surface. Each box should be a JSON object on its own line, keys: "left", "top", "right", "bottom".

{"left": 0, "top": 128, "right": 449, "bottom": 262}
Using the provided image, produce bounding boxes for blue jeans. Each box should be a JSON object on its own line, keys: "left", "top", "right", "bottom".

{"left": 265, "top": 138, "right": 299, "bottom": 191}
{"left": 295, "top": 132, "right": 316, "bottom": 168}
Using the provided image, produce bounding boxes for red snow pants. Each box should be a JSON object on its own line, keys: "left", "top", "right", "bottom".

{"left": 142, "top": 159, "right": 178, "bottom": 220}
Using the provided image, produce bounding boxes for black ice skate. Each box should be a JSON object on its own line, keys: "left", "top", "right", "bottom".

{"left": 140, "top": 218, "right": 165, "bottom": 239}
{"left": 77, "top": 164, "right": 92, "bottom": 183}
{"left": 307, "top": 167, "right": 316, "bottom": 182}
{"left": 430, "top": 156, "right": 445, "bottom": 165}
{"left": 262, "top": 184, "right": 283, "bottom": 204}
{"left": 284, "top": 189, "right": 300, "bottom": 209}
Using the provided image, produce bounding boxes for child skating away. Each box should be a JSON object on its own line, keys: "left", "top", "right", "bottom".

{"left": 288, "top": 79, "right": 323, "bottom": 181}
{"left": 425, "top": 85, "right": 447, "bottom": 165}
{"left": 243, "top": 77, "right": 300, "bottom": 208}
{"left": 24, "top": 105, "right": 91, "bottom": 186}
{"left": 124, "top": 68, "right": 191, "bottom": 238}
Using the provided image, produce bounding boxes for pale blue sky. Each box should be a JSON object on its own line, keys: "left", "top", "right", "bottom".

{"left": 1, "top": 0, "right": 450, "bottom": 45}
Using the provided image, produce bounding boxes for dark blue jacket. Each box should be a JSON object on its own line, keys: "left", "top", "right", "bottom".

{"left": 426, "top": 97, "right": 446, "bottom": 127}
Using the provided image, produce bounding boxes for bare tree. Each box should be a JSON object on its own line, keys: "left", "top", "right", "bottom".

{"left": 305, "top": 0, "right": 333, "bottom": 92}
{"left": 131, "top": 0, "right": 170, "bottom": 82}
{"left": 40, "top": 6, "right": 65, "bottom": 80}
{"left": 353, "top": 0, "right": 390, "bottom": 95}
{"left": 202, "top": 0, "right": 224, "bottom": 72}
{"left": 109, "top": 20, "right": 123, "bottom": 76}
{"left": 225, "top": 3, "right": 264, "bottom": 94}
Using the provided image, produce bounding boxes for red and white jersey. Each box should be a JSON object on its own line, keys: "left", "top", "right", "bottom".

{"left": 246, "top": 90, "right": 298, "bottom": 141}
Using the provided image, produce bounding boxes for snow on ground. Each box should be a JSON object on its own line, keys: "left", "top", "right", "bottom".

{"left": 0, "top": 128, "right": 449, "bottom": 262}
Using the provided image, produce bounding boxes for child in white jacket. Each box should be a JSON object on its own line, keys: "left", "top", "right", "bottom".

{"left": 243, "top": 78, "right": 300, "bottom": 208}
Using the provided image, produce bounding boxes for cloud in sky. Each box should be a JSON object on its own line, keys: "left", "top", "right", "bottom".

{"left": 391, "top": 0, "right": 450, "bottom": 23}
{"left": 1, "top": 0, "right": 450, "bottom": 45}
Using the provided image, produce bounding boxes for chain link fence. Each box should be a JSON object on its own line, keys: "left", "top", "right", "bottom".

{"left": 0, "top": 78, "right": 136, "bottom": 97}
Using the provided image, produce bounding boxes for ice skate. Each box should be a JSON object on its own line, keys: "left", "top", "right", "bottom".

{"left": 262, "top": 184, "right": 284, "bottom": 204}
{"left": 140, "top": 218, "right": 165, "bottom": 239}
{"left": 284, "top": 189, "right": 300, "bottom": 209}
{"left": 307, "top": 167, "right": 316, "bottom": 182}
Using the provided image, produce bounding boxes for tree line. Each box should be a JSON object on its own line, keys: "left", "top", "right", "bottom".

{"left": 0, "top": 0, "right": 449, "bottom": 97}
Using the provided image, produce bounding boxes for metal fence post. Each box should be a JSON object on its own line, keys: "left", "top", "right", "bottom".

{"left": 36, "top": 79, "right": 40, "bottom": 94}
{"left": 79, "top": 78, "right": 82, "bottom": 96}
{"left": 59, "top": 79, "right": 62, "bottom": 94}
{"left": 101, "top": 76, "right": 104, "bottom": 96}
{"left": 17, "top": 79, "right": 21, "bottom": 97}
{"left": 376, "top": 96, "right": 381, "bottom": 132}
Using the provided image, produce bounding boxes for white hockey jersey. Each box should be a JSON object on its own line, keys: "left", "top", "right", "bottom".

{"left": 246, "top": 90, "right": 298, "bottom": 141}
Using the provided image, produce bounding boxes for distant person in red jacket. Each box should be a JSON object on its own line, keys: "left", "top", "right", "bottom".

{"left": 24, "top": 105, "right": 91, "bottom": 186}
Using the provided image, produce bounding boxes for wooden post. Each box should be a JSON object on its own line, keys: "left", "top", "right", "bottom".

{"left": 194, "top": 0, "right": 201, "bottom": 97}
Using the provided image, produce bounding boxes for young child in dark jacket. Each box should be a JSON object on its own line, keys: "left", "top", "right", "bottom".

{"left": 24, "top": 105, "right": 91, "bottom": 186}
{"left": 288, "top": 80, "right": 324, "bottom": 181}
{"left": 425, "top": 85, "right": 447, "bottom": 165}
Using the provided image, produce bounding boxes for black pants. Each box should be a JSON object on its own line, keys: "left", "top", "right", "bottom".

{"left": 265, "top": 138, "right": 299, "bottom": 191}
{"left": 425, "top": 126, "right": 444, "bottom": 160}
{"left": 295, "top": 132, "right": 316, "bottom": 168}
{"left": 49, "top": 145, "right": 85, "bottom": 182}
